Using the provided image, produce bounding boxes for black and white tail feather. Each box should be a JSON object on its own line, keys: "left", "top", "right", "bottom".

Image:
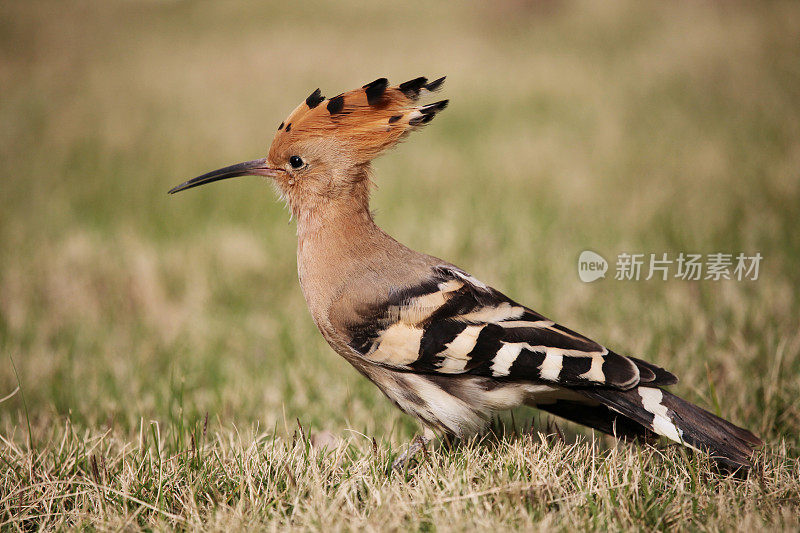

{"left": 346, "top": 265, "right": 762, "bottom": 471}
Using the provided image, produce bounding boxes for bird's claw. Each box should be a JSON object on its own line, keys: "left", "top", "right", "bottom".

{"left": 392, "top": 434, "right": 430, "bottom": 471}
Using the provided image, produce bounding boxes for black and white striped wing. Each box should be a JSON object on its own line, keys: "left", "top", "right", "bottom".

{"left": 347, "top": 265, "right": 676, "bottom": 389}
{"left": 345, "top": 266, "right": 763, "bottom": 470}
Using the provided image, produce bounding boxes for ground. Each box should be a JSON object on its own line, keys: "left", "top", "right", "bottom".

{"left": 1, "top": 0, "right": 799, "bottom": 530}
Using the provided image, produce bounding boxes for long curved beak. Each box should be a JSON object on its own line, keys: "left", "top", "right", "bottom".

{"left": 168, "top": 158, "right": 280, "bottom": 194}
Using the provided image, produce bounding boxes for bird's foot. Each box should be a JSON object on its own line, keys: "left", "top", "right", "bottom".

{"left": 392, "top": 434, "right": 431, "bottom": 471}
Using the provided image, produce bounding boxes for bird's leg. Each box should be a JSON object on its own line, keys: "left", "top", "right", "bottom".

{"left": 392, "top": 427, "right": 436, "bottom": 471}
{"left": 391, "top": 435, "right": 428, "bottom": 471}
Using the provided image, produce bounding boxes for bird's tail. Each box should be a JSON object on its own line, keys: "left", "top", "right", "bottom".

{"left": 580, "top": 386, "right": 762, "bottom": 472}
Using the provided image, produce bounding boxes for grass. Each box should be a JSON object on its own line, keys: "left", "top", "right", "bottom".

{"left": 1, "top": 0, "right": 799, "bottom": 529}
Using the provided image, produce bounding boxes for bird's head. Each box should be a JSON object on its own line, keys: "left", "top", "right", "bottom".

{"left": 169, "top": 76, "right": 448, "bottom": 214}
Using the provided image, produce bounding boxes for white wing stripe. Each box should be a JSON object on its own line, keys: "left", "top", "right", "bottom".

{"left": 490, "top": 343, "right": 525, "bottom": 377}
{"left": 372, "top": 323, "right": 423, "bottom": 365}
{"left": 638, "top": 387, "right": 692, "bottom": 446}
{"left": 458, "top": 302, "right": 524, "bottom": 323}
{"left": 398, "top": 280, "right": 464, "bottom": 324}
{"left": 498, "top": 320, "right": 554, "bottom": 328}
{"left": 442, "top": 324, "right": 485, "bottom": 360}
{"left": 525, "top": 345, "right": 607, "bottom": 358}
{"left": 539, "top": 352, "right": 564, "bottom": 381}
{"left": 578, "top": 355, "right": 606, "bottom": 382}
{"left": 449, "top": 268, "right": 489, "bottom": 289}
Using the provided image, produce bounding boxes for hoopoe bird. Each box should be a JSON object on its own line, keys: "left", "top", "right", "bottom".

{"left": 169, "top": 76, "right": 761, "bottom": 471}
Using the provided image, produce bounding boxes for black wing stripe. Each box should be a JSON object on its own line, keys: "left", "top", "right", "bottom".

{"left": 519, "top": 309, "right": 548, "bottom": 322}
{"left": 386, "top": 278, "right": 446, "bottom": 309}
{"left": 634, "top": 363, "right": 656, "bottom": 383}
{"left": 505, "top": 347, "right": 547, "bottom": 378}
{"left": 464, "top": 324, "right": 505, "bottom": 370}
{"left": 629, "top": 357, "right": 678, "bottom": 386}
{"left": 600, "top": 351, "right": 641, "bottom": 389}
{"left": 411, "top": 320, "right": 469, "bottom": 371}
{"left": 426, "top": 287, "right": 482, "bottom": 322}
{"left": 501, "top": 326, "right": 598, "bottom": 351}
{"left": 349, "top": 324, "right": 380, "bottom": 355}
{"left": 556, "top": 356, "right": 594, "bottom": 383}
{"left": 419, "top": 320, "right": 468, "bottom": 356}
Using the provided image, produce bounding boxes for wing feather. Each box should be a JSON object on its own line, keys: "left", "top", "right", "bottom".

{"left": 346, "top": 266, "right": 676, "bottom": 390}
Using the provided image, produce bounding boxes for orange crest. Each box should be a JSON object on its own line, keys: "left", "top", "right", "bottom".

{"left": 268, "top": 76, "right": 447, "bottom": 165}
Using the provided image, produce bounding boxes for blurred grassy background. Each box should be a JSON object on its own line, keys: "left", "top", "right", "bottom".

{"left": 1, "top": 0, "right": 799, "bottom": 527}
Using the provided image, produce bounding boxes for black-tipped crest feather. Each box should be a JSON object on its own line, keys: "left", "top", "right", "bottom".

{"left": 305, "top": 88, "right": 324, "bottom": 109}
{"left": 424, "top": 76, "right": 446, "bottom": 92}
{"left": 363, "top": 78, "right": 389, "bottom": 106}
{"left": 399, "top": 76, "right": 428, "bottom": 99}
{"left": 326, "top": 94, "right": 345, "bottom": 114}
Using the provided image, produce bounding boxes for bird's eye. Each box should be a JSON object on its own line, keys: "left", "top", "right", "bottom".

{"left": 289, "top": 155, "right": 304, "bottom": 169}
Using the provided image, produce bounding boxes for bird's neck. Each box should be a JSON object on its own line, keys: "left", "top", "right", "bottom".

{"left": 296, "top": 196, "right": 377, "bottom": 249}
{"left": 294, "top": 169, "right": 377, "bottom": 244}
{"left": 294, "top": 188, "right": 386, "bottom": 317}
{"left": 292, "top": 170, "right": 441, "bottom": 336}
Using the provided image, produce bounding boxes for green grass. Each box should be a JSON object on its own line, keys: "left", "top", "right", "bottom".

{"left": 1, "top": 0, "right": 799, "bottom": 529}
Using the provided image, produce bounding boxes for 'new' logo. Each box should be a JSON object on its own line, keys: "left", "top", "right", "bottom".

{"left": 578, "top": 251, "right": 608, "bottom": 282}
